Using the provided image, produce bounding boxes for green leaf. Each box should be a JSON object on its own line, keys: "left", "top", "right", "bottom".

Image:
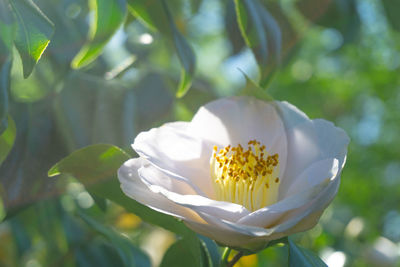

{"left": 235, "top": 0, "right": 268, "bottom": 66}
{"left": 0, "top": 0, "right": 16, "bottom": 53}
{"left": 48, "top": 144, "right": 130, "bottom": 185}
{"left": 199, "top": 235, "right": 220, "bottom": 267}
{"left": 78, "top": 211, "right": 151, "bottom": 267}
{"left": 127, "top": 0, "right": 196, "bottom": 97}
{"left": 225, "top": 0, "right": 246, "bottom": 55}
{"left": 0, "top": 189, "right": 5, "bottom": 222}
{"left": 161, "top": 0, "right": 196, "bottom": 98}
{"left": 0, "top": 116, "right": 16, "bottom": 166}
{"left": 176, "top": 67, "right": 193, "bottom": 98}
{"left": 0, "top": 2, "right": 15, "bottom": 133}
{"left": 160, "top": 235, "right": 203, "bottom": 267}
{"left": 71, "top": 0, "right": 127, "bottom": 68}
{"left": 239, "top": 69, "right": 273, "bottom": 102}
{"left": 382, "top": 0, "right": 400, "bottom": 32}
{"left": 288, "top": 238, "right": 327, "bottom": 267}
{"left": 48, "top": 144, "right": 192, "bottom": 237}
{"left": 76, "top": 242, "right": 125, "bottom": 267}
{"left": 9, "top": 0, "right": 54, "bottom": 78}
{"left": 126, "top": 0, "right": 165, "bottom": 32}
{"left": 234, "top": 0, "right": 282, "bottom": 88}
{"left": 0, "top": 56, "right": 12, "bottom": 134}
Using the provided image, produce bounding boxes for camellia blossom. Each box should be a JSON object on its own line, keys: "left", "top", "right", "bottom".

{"left": 118, "top": 96, "right": 349, "bottom": 250}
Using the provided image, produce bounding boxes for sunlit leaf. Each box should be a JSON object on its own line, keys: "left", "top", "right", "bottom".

{"left": 9, "top": 0, "right": 54, "bottom": 78}
{"left": 288, "top": 238, "right": 327, "bottom": 267}
{"left": 239, "top": 69, "right": 273, "bottom": 102}
{"left": 0, "top": 116, "right": 16, "bottom": 166}
{"left": 79, "top": 211, "right": 151, "bottom": 267}
{"left": 48, "top": 144, "right": 192, "bottom": 236}
{"left": 126, "top": 0, "right": 163, "bottom": 32}
{"left": 234, "top": 0, "right": 282, "bottom": 88}
{"left": 71, "top": 0, "right": 127, "bottom": 68}
{"left": 235, "top": 0, "right": 268, "bottom": 65}
{"left": 176, "top": 67, "right": 193, "bottom": 98}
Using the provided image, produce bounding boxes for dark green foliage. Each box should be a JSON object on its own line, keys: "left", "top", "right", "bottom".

{"left": 0, "top": 0, "right": 399, "bottom": 266}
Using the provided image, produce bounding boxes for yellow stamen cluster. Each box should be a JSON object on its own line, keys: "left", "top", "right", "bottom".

{"left": 210, "top": 140, "right": 280, "bottom": 211}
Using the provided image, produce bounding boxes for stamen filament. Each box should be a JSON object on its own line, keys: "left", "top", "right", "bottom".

{"left": 210, "top": 140, "right": 280, "bottom": 211}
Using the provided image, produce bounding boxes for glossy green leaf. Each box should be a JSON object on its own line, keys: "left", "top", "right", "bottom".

{"left": 162, "top": 0, "right": 196, "bottom": 98}
{"left": 235, "top": 0, "right": 268, "bottom": 66}
{"left": 0, "top": 116, "right": 16, "bottom": 166}
{"left": 234, "top": 0, "right": 282, "bottom": 88}
{"left": 288, "top": 238, "right": 327, "bottom": 267}
{"left": 176, "top": 67, "right": 193, "bottom": 98}
{"left": 9, "top": 0, "right": 54, "bottom": 78}
{"left": 225, "top": 0, "right": 246, "bottom": 55}
{"left": 48, "top": 144, "right": 130, "bottom": 185}
{"left": 71, "top": 0, "right": 127, "bottom": 68}
{"left": 79, "top": 211, "right": 151, "bottom": 267}
{"left": 160, "top": 236, "right": 203, "bottom": 267}
{"left": 199, "top": 235, "right": 220, "bottom": 267}
{"left": 48, "top": 144, "right": 192, "bottom": 237}
{"left": 126, "top": 0, "right": 164, "bottom": 32}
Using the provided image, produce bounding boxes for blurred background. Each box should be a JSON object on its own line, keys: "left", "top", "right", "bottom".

{"left": 0, "top": 0, "right": 400, "bottom": 266}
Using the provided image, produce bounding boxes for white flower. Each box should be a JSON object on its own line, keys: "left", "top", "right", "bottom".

{"left": 118, "top": 96, "right": 349, "bottom": 250}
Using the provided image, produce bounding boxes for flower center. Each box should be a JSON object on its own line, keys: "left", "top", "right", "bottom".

{"left": 210, "top": 140, "right": 280, "bottom": 211}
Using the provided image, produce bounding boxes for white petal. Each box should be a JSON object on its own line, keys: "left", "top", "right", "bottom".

{"left": 276, "top": 101, "right": 349, "bottom": 194}
{"left": 137, "top": 157, "right": 202, "bottom": 195}
{"left": 190, "top": 96, "right": 287, "bottom": 179}
{"left": 118, "top": 158, "right": 202, "bottom": 222}
{"left": 184, "top": 211, "right": 291, "bottom": 248}
{"left": 133, "top": 121, "right": 214, "bottom": 197}
{"left": 313, "top": 119, "right": 350, "bottom": 169}
{"left": 275, "top": 101, "right": 320, "bottom": 194}
{"left": 200, "top": 176, "right": 340, "bottom": 246}
{"left": 285, "top": 158, "right": 339, "bottom": 196}
{"left": 138, "top": 162, "right": 251, "bottom": 222}
{"left": 273, "top": 176, "right": 340, "bottom": 234}
{"left": 184, "top": 220, "right": 268, "bottom": 249}
{"left": 237, "top": 158, "right": 339, "bottom": 228}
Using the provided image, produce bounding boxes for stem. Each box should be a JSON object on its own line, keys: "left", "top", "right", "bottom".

{"left": 222, "top": 247, "right": 232, "bottom": 264}
{"left": 227, "top": 251, "right": 244, "bottom": 267}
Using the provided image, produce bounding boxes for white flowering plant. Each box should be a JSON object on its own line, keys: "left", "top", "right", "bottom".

{"left": 50, "top": 92, "right": 349, "bottom": 266}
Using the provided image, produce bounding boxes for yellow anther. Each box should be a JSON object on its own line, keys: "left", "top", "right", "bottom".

{"left": 210, "top": 140, "right": 280, "bottom": 211}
